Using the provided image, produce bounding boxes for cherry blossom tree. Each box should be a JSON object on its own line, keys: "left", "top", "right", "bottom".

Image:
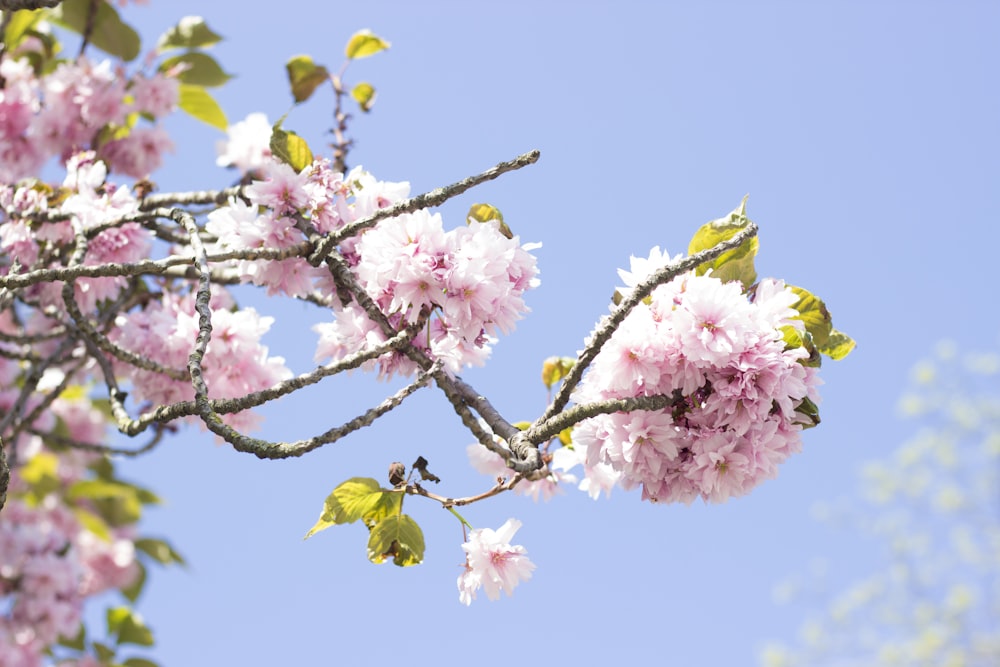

{"left": 0, "top": 2, "right": 853, "bottom": 665}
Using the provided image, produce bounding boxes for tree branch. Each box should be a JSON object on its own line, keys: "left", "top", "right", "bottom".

{"left": 541, "top": 220, "right": 759, "bottom": 421}
{"left": 309, "top": 150, "right": 540, "bottom": 266}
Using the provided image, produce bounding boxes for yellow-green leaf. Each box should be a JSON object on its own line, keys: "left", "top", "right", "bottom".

{"left": 305, "top": 477, "right": 401, "bottom": 538}
{"left": 541, "top": 356, "right": 576, "bottom": 389}
{"left": 73, "top": 507, "right": 112, "bottom": 541}
{"left": 178, "top": 83, "right": 227, "bottom": 130}
{"left": 156, "top": 16, "right": 223, "bottom": 52}
{"left": 93, "top": 642, "right": 115, "bottom": 663}
{"left": 350, "top": 81, "right": 376, "bottom": 112}
{"left": 134, "top": 537, "right": 186, "bottom": 566}
{"left": 367, "top": 514, "right": 424, "bottom": 566}
{"left": 120, "top": 560, "right": 146, "bottom": 603}
{"left": 20, "top": 452, "right": 61, "bottom": 502}
{"left": 159, "top": 52, "right": 232, "bottom": 87}
{"left": 788, "top": 285, "right": 833, "bottom": 348}
{"left": 285, "top": 55, "right": 330, "bottom": 104}
{"left": 3, "top": 9, "right": 42, "bottom": 52}
{"left": 687, "top": 196, "right": 758, "bottom": 288}
{"left": 269, "top": 124, "right": 313, "bottom": 173}
{"left": 779, "top": 325, "right": 821, "bottom": 367}
{"left": 123, "top": 658, "right": 160, "bottom": 667}
{"left": 345, "top": 29, "right": 390, "bottom": 59}
{"left": 794, "top": 396, "right": 821, "bottom": 429}
{"left": 466, "top": 202, "right": 513, "bottom": 238}
{"left": 50, "top": 0, "right": 140, "bottom": 61}
{"left": 58, "top": 624, "right": 86, "bottom": 651}
{"left": 107, "top": 607, "right": 154, "bottom": 647}
{"left": 819, "top": 327, "right": 856, "bottom": 360}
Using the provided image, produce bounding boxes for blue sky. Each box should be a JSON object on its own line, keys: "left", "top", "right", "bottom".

{"left": 86, "top": 2, "right": 1000, "bottom": 665}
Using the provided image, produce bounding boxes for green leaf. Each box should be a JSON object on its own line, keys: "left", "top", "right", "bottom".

{"left": 285, "top": 55, "right": 330, "bottom": 104}
{"left": 58, "top": 623, "right": 87, "bottom": 651}
{"left": 134, "top": 486, "right": 161, "bottom": 506}
{"left": 123, "top": 659, "right": 160, "bottom": 667}
{"left": 269, "top": 121, "right": 314, "bottom": 173}
{"left": 367, "top": 514, "right": 424, "bottom": 566}
{"left": 3, "top": 9, "right": 42, "bottom": 52}
{"left": 541, "top": 356, "right": 575, "bottom": 390}
{"left": 788, "top": 285, "right": 833, "bottom": 348}
{"left": 93, "top": 641, "right": 116, "bottom": 662}
{"left": 134, "top": 537, "right": 186, "bottom": 566}
{"left": 156, "top": 16, "right": 223, "bottom": 52}
{"left": 107, "top": 607, "right": 154, "bottom": 647}
{"left": 50, "top": 0, "right": 140, "bottom": 62}
{"left": 177, "top": 83, "right": 227, "bottom": 130}
{"left": 345, "top": 29, "right": 390, "bottom": 59}
{"left": 20, "top": 451, "right": 61, "bottom": 501}
{"left": 466, "top": 202, "right": 513, "bottom": 239}
{"left": 92, "top": 455, "right": 116, "bottom": 480}
{"left": 69, "top": 479, "right": 148, "bottom": 526}
{"left": 159, "top": 52, "right": 232, "bottom": 87}
{"left": 73, "top": 506, "right": 112, "bottom": 541}
{"left": 687, "top": 196, "right": 758, "bottom": 288}
{"left": 818, "top": 327, "right": 856, "bottom": 360}
{"left": 120, "top": 560, "right": 146, "bottom": 603}
{"left": 350, "top": 81, "right": 376, "bottom": 112}
{"left": 304, "top": 477, "right": 401, "bottom": 538}
{"left": 779, "top": 325, "right": 821, "bottom": 368}
{"left": 794, "top": 396, "right": 821, "bottom": 429}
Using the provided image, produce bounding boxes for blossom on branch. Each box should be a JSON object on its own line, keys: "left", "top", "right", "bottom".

{"left": 571, "top": 249, "right": 822, "bottom": 505}
{"left": 457, "top": 518, "right": 535, "bottom": 605}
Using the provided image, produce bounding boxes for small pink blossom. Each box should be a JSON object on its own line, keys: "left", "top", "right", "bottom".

{"left": 245, "top": 160, "right": 312, "bottom": 215}
{"left": 129, "top": 73, "right": 179, "bottom": 117}
{"left": 99, "top": 126, "right": 173, "bottom": 178}
{"left": 457, "top": 518, "right": 535, "bottom": 605}
{"left": 216, "top": 112, "right": 272, "bottom": 173}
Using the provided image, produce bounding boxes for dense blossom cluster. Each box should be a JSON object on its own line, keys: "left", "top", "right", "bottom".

{"left": 0, "top": 359, "right": 139, "bottom": 667}
{"left": 109, "top": 289, "right": 291, "bottom": 431}
{"left": 0, "top": 55, "right": 177, "bottom": 182}
{"left": 209, "top": 121, "right": 540, "bottom": 377}
{"left": 569, "top": 248, "right": 821, "bottom": 504}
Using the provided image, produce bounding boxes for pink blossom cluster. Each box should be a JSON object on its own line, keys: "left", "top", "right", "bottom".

{"left": 321, "top": 204, "right": 540, "bottom": 376}
{"left": 215, "top": 112, "right": 272, "bottom": 174}
{"left": 0, "top": 55, "right": 177, "bottom": 182}
{"left": 1, "top": 152, "right": 152, "bottom": 315}
{"left": 205, "top": 146, "right": 540, "bottom": 378}
{"left": 570, "top": 248, "right": 821, "bottom": 504}
{"left": 110, "top": 288, "right": 292, "bottom": 431}
{"left": 457, "top": 518, "right": 535, "bottom": 605}
{"left": 0, "top": 377, "right": 139, "bottom": 667}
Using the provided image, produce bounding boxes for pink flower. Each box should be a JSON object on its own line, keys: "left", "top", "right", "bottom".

{"left": 457, "top": 518, "right": 535, "bottom": 605}
{"left": 245, "top": 160, "right": 312, "bottom": 214}
{"left": 616, "top": 245, "right": 681, "bottom": 299}
{"left": 128, "top": 73, "right": 179, "bottom": 117}
{"left": 216, "top": 112, "right": 272, "bottom": 173}
{"left": 99, "top": 126, "right": 173, "bottom": 178}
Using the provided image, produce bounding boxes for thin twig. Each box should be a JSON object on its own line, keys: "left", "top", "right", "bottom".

{"left": 309, "top": 150, "right": 541, "bottom": 266}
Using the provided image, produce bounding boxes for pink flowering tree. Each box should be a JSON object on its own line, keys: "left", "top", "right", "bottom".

{"left": 0, "top": 1, "right": 853, "bottom": 664}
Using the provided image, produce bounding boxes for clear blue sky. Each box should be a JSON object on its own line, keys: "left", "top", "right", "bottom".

{"left": 91, "top": 2, "right": 999, "bottom": 665}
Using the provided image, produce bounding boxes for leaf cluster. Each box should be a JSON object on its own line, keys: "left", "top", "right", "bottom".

{"left": 305, "top": 476, "right": 425, "bottom": 567}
